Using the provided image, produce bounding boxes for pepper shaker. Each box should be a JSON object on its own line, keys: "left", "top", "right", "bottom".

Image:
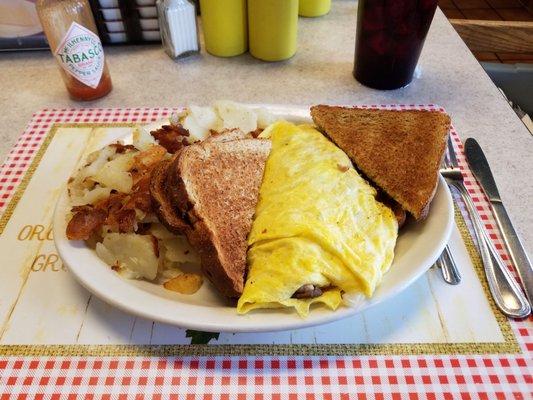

{"left": 157, "top": 0, "right": 200, "bottom": 59}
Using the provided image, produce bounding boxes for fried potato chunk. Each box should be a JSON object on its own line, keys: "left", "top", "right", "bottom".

{"left": 164, "top": 273, "right": 203, "bottom": 295}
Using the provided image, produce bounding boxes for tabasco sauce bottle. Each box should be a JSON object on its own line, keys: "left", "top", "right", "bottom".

{"left": 36, "top": 0, "right": 112, "bottom": 101}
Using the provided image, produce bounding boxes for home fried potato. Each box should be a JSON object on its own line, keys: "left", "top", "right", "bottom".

{"left": 164, "top": 273, "right": 203, "bottom": 295}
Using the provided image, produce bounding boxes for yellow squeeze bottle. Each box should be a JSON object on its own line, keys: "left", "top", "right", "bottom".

{"left": 248, "top": 0, "right": 298, "bottom": 62}
{"left": 199, "top": 0, "right": 247, "bottom": 57}
{"left": 299, "top": 0, "right": 331, "bottom": 17}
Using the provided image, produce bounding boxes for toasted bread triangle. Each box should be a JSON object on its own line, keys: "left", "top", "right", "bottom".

{"left": 150, "top": 159, "right": 190, "bottom": 234}
{"left": 311, "top": 105, "right": 450, "bottom": 220}
{"left": 169, "top": 138, "right": 271, "bottom": 297}
{"left": 150, "top": 130, "right": 270, "bottom": 298}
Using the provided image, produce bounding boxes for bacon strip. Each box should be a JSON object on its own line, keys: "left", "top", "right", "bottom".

{"left": 250, "top": 128, "right": 264, "bottom": 138}
{"left": 109, "top": 143, "right": 137, "bottom": 153}
{"left": 150, "top": 125, "right": 190, "bottom": 154}
{"left": 67, "top": 143, "right": 174, "bottom": 241}
{"left": 127, "top": 175, "right": 153, "bottom": 213}
{"left": 66, "top": 208, "right": 107, "bottom": 240}
{"left": 116, "top": 209, "right": 137, "bottom": 233}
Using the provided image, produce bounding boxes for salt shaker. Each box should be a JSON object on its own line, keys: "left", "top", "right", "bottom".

{"left": 157, "top": 0, "right": 200, "bottom": 59}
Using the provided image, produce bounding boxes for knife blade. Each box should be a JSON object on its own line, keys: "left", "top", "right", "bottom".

{"left": 464, "top": 138, "right": 533, "bottom": 306}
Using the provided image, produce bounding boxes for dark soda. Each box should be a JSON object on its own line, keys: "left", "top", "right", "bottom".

{"left": 354, "top": 0, "right": 438, "bottom": 90}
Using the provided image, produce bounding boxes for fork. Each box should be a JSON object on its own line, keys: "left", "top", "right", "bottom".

{"left": 440, "top": 135, "right": 530, "bottom": 318}
{"left": 434, "top": 147, "right": 462, "bottom": 285}
{"left": 436, "top": 244, "right": 460, "bottom": 285}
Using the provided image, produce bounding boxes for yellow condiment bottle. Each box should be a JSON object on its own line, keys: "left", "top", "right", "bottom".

{"left": 199, "top": 0, "right": 247, "bottom": 57}
{"left": 299, "top": 0, "right": 331, "bottom": 17}
{"left": 248, "top": 0, "right": 298, "bottom": 62}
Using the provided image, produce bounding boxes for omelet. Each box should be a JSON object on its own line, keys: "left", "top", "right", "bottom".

{"left": 237, "top": 121, "right": 398, "bottom": 317}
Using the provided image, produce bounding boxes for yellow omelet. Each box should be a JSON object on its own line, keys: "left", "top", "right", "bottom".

{"left": 237, "top": 121, "right": 398, "bottom": 317}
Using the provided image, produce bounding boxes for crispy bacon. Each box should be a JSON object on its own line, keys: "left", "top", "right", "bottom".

{"left": 110, "top": 143, "right": 137, "bottom": 153}
{"left": 136, "top": 223, "right": 152, "bottom": 234}
{"left": 102, "top": 172, "right": 153, "bottom": 234}
{"left": 133, "top": 145, "right": 167, "bottom": 170}
{"left": 127, "top": 175, "right": 153, "bottom": 213}
{"left": 130, "top": 146, "right": 166, "bottom": 192}
{"left": 150, "top": 234, "right": 159, "bottom": 258}
{"left": 66, "top": 208, "right": 107, "bottom": 240}
{"left": 250, "top": 128, "right": 264, "bottom": 138}
{"left": 150, "top": 124, "right": 190, "bottom": 154}
{"left": 94, "top": 192, "right": 126, "bottom": 214}
{"left": 109, "top": 192, "right": 127, "bottom": 211}
{"left": 68, "top": 144, "right": 169, "bottom": 241}
{"left": 116, "top": 209, "right": 137, "bottom": 233}
{"left": 102, "top": 193, "right": 135, "bottom": 233}
{"left": 71, "top": 204, "right": 94, "bottom": 213}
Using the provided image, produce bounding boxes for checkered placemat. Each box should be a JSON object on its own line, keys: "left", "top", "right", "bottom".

{"left": 0, "top": 106, "right": 531, "bottom": 399}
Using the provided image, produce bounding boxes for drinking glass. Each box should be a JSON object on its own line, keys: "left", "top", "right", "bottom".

{"left": 354, "top": 0, "right": 438, "bottom": 90}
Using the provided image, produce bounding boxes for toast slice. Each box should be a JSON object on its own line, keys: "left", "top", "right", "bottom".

{"left": 150, "top": 129, "right": 251, "bottom": 234}
{"left": 311, "top": 105, "right": 450, "bottom": 220}
{"left": 150, "top": 159, "right": 190, "bottom": 234}
{"left": 163, "top": 137, "right": 271, "bottom": 298}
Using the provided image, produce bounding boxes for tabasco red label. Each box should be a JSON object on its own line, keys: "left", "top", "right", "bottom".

{"left": 54, "top": 22, "right": 105, "bottom": 89}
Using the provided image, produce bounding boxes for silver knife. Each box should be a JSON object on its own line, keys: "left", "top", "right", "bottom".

{"left": 464, "top": 138, "right": 533, "bottom": 307}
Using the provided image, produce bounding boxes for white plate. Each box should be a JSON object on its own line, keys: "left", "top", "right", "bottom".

{"left": 53, "top": 105, "right": 454, "bottom": 333}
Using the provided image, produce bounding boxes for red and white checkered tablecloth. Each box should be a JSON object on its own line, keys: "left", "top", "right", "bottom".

{"left": 0, "top": 106, "right": 531, "bottom": 399}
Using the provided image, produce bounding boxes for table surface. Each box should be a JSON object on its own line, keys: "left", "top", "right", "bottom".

{"left": 0, "top": 1, "right": 531, "bottom": 257}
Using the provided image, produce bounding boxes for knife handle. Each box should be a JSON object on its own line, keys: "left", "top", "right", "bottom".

{"left": 454, "top": 184, "right": 531, "bottom": 318}
{"left": 491, "top": 202, "right": 533, "bottom": 306}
